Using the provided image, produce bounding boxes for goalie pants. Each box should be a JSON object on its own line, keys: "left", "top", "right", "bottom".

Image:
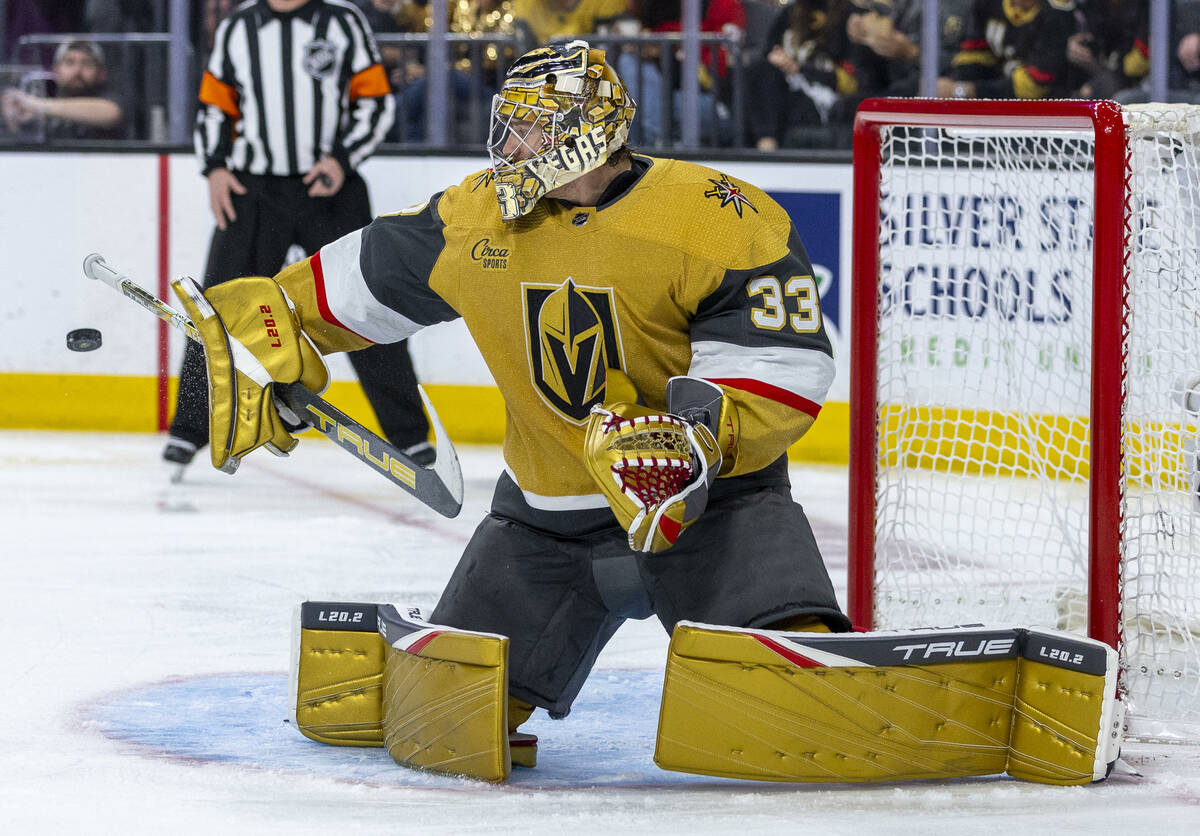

{"left": 169, "top": 172, "right": 429, "bottom": 451}
{"left": 430, "top": 484, "right": 850, "bottom": 718}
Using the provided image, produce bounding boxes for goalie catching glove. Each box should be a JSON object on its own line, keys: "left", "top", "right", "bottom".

{"left": 171, "top": 275, "right": 330, "bottom": 473}
{"left": 585, "top": 377, "right": 738, "bottom": 553}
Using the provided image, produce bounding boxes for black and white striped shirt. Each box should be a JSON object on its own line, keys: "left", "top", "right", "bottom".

{"left": 195, "top": 0, "right": 394, "bottom": 177}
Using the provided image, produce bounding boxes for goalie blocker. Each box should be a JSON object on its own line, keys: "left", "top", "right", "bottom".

{"left": 656, "top": 623, "right": 1123, "bottom": 786}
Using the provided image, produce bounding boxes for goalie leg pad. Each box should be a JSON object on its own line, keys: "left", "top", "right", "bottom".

{"left": 1007, "top": 629, "right": 1123, "bottom": 784}
{"left": 292, "top": 603, "right": 536, "bottom": 773}
{"left": 378, "top": 604, "right": 512, "bottom": 782}
{"left": 291, "top": 602, "right": 387, "bottom": 747}
{"left": 655, "top": 622, "right": 1120, "bottom": 785}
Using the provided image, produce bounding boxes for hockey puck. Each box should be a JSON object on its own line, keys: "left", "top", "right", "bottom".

{"left": 66, "top": 328, "right": 103, "bottom": 352}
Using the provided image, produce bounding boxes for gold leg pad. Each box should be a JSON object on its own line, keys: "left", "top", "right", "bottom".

{"left": 656, "top": 623, "right": 1012, "bottom": 782}
{"left": 1007, "top": 630, "right": 1122, "bottom": 785}
{"left": 379, "top": 608, "right": 511, "bottom": 782}
{"left": 294, "top": 622, "right": 387, "bottom": 747}
{"left": 655, "top": 622, "right": 1120, "bottom": 785}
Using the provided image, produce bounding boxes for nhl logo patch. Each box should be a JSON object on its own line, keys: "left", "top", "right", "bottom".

{"left": 303, "top": 39, "right": 337, "bottom": 79}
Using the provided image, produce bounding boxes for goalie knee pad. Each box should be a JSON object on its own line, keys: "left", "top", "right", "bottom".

{"left": 292, "top": 602, "right": 534, "bottom": 778}
{"left": 377, "top": 604, "right": 512, "bottom": 782}
{"left": 655, "top": 622, "right": 1121, "bottom": 785}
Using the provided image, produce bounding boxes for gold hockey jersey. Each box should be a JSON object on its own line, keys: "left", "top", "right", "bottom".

{"left": 276, "top": 155, "right": 835, "bottom": 519}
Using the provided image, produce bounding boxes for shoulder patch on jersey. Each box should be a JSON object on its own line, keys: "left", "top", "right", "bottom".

{"left": 472, "top": 170, "right": 495, "bottom": 192}
{"left": 704, "top": 174, "right": 758, "bottom": 218}
{"left": 438, "top": 167, "right": 508, "bottom": 228}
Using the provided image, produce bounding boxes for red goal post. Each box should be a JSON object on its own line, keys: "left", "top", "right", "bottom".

{"left": 848, "top": 98, "right": 1200, "bottom": 740}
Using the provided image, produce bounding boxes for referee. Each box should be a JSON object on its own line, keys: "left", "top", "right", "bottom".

{"left": 165, "top": 0, "right": 432, "bottom": 474}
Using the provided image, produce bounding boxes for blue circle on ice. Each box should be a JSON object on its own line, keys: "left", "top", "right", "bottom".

{"left": 80, "top": 668, "right": 745, "bottom": 789}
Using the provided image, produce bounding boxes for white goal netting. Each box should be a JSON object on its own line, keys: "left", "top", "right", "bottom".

{"left": 867, "top": 103, "right": 1200, "bottom": 741}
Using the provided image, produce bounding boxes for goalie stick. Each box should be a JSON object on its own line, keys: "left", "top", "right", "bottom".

{"left": 81, "top": 253, "right": 464, "bottom": 518}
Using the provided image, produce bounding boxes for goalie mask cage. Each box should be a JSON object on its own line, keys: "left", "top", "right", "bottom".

{"left": 849, "top": 98, "right": 1200, "bottom": 743}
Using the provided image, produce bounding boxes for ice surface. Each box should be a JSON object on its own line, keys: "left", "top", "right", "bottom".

{"left": 1, "top": 431, "right": 1197, "bottom": 833}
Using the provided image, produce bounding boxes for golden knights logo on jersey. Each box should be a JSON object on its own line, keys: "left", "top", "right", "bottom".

{"left": 523, "top": 277, "right": 625, "bottom": 423}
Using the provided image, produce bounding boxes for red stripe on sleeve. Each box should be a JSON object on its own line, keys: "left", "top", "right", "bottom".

{"left": 310, "top": 250, "right": 372, "bottom": 343}
{"left": 705, "top": 377, "right": 822, "bottom": 418}
{"left": 310, "top": 250, "right": 341, "bottom": 328}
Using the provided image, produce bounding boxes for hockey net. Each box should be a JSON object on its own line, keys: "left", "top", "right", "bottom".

{"left": 849, "top": 99, "right": 1200, "bottom": 742}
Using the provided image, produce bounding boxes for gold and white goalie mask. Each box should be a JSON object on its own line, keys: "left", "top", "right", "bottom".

{"left": 487, "top": 40, "right": 636, "bottom": 221}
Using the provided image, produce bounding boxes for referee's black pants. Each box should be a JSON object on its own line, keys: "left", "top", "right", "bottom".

{"left": 169, "top": 172, "right": 429, "bottom": 452}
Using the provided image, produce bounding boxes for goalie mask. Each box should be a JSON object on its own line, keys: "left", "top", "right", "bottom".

{"left": 487, "top": 40, "right": 637, "bottom": 221}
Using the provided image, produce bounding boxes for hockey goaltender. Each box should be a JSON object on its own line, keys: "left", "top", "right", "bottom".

{"left": 172, "top": 40, "right": 1123, "bottom": 785}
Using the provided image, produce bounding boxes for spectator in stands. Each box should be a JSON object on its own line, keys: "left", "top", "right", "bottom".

{"left": 354, "top": 1, "right": 422, "bottom": 89}
{"left": 84, "top": 0, "right": 158, "bottom": 139}
{"left": 1166, "top": 0, "right": 1200, "bottom": 104}
{"left": 510, "top": 0, "right": 628, "bottom": 50}
{"left": 1, "top": 40, "right": 125, "bottom": 140}
{"left": 617, "top": 0, "right": 747, "bottom": 147}
{"left": 843, "top": 0, "right": 972, "bottom": 97}
{"left": 366, "top": 0, "right": 513, "bottom": 142}
{"left": 744, "top": 0, "right": 857, "bottom": 151}
{"left": 842, "top": 0, "right": 917, "bottom": 97}
{"left": 1061, "top": 0, "right": 1148, "bottom": 99}
{"left": 937, "top": 0, "right": 1078, "bottom": 100}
